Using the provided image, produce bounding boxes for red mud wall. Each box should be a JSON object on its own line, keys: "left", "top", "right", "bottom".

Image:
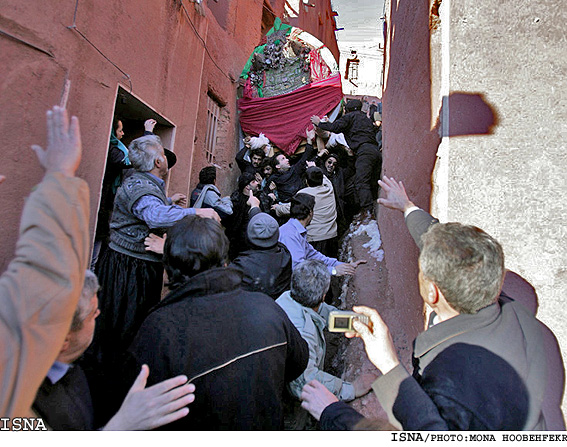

{"left": 338, "top": 2, "right": 442, "bottom": 421}
{"left": 377, "top": 0, "right": 441, "bottom": 363}
{"left": 0, "top": 0, "right": 286, "bottom": 272}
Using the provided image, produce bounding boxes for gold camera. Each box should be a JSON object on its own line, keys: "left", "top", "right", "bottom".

{"left": 328, "top": 311, "right": 370, "bottom": 333}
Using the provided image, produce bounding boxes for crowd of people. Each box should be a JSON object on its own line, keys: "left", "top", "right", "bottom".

{"left": 0, "top": 100, "right": 563, "bottom": 432}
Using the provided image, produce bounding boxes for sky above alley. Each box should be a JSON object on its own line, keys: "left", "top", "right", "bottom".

{"left": 332, "top": 0, "right": 385, "bottom": 46}
{"left": 331, "top": 0, "right": 385, "bottom": 96}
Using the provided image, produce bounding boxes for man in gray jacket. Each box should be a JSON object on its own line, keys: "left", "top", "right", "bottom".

{"left": 276, "top": 260, "right": 375, "bottom": 427}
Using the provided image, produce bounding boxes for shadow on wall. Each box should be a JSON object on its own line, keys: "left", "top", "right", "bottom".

{"left": 500, "top": 270, "right": 566, "bottom": 430}
{"left": 440, "top": 92, "right": 500, "bottom": 137}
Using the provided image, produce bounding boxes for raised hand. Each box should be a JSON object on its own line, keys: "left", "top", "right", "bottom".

{"left": 310, "top": 115, "right": 321, "bottom": 126}
{"left": 31, "top": 106, "right": 82, "bottom": 177}
{"left": 377, "top": 176, "right": 415, "bottom": 212}
{"left": 144, "top": 119, "right": 157, "bottom": 132}
{"left": 247, "top": 189, "right": 260, "bottom": 209}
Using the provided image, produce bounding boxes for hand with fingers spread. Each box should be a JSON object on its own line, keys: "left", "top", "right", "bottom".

{"left": 300, "top": 380, "right": 338, "bottom": 421}
{"left": 195, "top": 207, "right": 221, "bottom": 223}
{"left": 31, "top": 106, "right": 82, "bottom": 177}
{"left": 145, "top": 233, "right": 166, "bottom": 255}
{"left": 345, "top": 305, "right": 400, "bottom": 375}
{"left": 104, "top": 365, "right": 196, "bottom": 430}
{"left": 377, "top": 176, "right": 415, "bottom": 213}
{"left": 334, "top": 259, "right": 367, "bottom": 276}
{"left": 305, "top": 160, "right": 316, "bottom": 168}
{"left": 310, "top": 115, "right": 321, "bottom": 127}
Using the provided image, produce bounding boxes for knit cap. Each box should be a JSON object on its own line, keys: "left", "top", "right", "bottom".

{"left": 247, "top": 212, "right": 279, "bottom": 248}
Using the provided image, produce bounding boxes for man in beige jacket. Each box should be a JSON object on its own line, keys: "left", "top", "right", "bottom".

{"left": 273, "top": 166, "right": 338, "bottom": 257}
{"left": 0, "top": 106, "right": 90, "bottom": 419}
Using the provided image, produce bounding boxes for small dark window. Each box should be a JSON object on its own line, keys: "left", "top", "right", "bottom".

{"left": 205, "top": 94, "right": 222, "bottom": 163}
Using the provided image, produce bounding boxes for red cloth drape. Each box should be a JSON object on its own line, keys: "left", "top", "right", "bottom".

{"left": 238, "top": 74, "right": 343, "bottom": 155}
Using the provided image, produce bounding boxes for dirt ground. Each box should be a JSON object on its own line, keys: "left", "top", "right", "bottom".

{"left": 322, "top": 210, "right": 425, "bottom": 427}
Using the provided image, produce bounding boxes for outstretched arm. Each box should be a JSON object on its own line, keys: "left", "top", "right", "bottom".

{"left": 133, "top": 197, "right": 221, "bottom": 228}
{"left": 235, "top": 145, "right": 251, "bottom": 172}
{"left": 378, "top": 176, "right": 439, "bottom": 249}
{"left": 377, "top": 176, "right": 415, "bottom": 213}
{"left": 312, "top": 113, "right": 352, "bottom": 134}
{"left": 0, "top": 106, "right": 89, "bottom": 417}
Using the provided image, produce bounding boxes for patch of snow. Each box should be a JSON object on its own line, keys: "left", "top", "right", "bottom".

{"left": 352, "top": 220, "right": 384, "bottom": 262}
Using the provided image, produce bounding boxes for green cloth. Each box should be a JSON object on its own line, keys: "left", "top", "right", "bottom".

{"left": 239, "top": 17, "right": 293, "bottom": 97}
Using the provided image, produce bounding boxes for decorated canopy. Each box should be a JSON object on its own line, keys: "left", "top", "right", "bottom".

{"left": 238, "top": 18, "right": 343, "bottom": 155}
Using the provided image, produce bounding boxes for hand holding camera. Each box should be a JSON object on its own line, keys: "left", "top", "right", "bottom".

{"left": 333, "top": 306, "right": 400, "bottom": 375}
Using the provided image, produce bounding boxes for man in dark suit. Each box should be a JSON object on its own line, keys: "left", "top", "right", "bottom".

{"left": 299, "top": 176, "right": 562, "bottom": 431}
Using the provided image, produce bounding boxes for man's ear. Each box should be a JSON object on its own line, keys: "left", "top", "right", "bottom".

{"left": 423, "top": 281, "right": 440, "bottom": 306}
{"left": 59, "top": 333, "right": 72, "bottom": 356}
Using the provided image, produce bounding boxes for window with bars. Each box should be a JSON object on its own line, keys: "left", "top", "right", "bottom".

{"left": 205, "top": 94, "right": 221, "bottom": 163}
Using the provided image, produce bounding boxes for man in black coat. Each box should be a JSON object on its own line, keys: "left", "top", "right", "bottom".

{"left": 225, "top": 172, "right": 260, "bottom": 259}
{"left": 269, "top": 129, "right": 317, "bottom": 203}
{"left": 311, "top": 99, "right": 381, "bottom": 214}
{"left": 236, "top": 146, "right": 265, "bottom": 176}
{"left": 318, "top": 152, "right": 358, "bottom": 236}
{"left": 33, "top": 270, "right": 196, "bottom": 430}
{"left": 123, "top": 214, "right": 309, "bottom": 430}
{"left": 231, "top": 206, "right": 292, "bottom": 299}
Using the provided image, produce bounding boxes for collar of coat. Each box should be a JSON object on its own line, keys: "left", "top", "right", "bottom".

{"left": 413, "top": 300, "right": 502, "bottom": 358}
{"left": 151, "top": 267, "right": 243, "bottom": 313}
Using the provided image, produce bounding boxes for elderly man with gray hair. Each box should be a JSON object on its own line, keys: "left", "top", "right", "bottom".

{"left": 34, "top": 271, "right": 196, "bottom": 430}
{"left": 86, "top": 134, "right": 218, "bottom": 421}
{"left": 300, "top": 177, "right": 557, "bottom": 431}
{"left": 276, "top": 260, "right": 376, "bottom": 428}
